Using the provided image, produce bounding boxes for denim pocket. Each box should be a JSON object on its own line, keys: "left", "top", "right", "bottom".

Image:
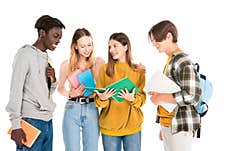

{"left": 23, "top": 118, "right": 40, "bottom": 126}
{"left": 64, "top": 101, "right": 75, "bottom": 109}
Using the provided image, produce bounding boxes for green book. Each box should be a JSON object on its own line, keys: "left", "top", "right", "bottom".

{"left": 84, "top": 87, "right": 106, "bottom": 93}
{"left": 85, "top": 77, "right": 139, "bottom": 102}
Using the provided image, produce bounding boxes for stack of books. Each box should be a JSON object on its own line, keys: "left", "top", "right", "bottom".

{"left": 68, "top": 69, "right": 96, "bottom": 97}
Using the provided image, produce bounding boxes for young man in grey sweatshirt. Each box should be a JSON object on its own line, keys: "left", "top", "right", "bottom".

{"left": 6, "top": 15, "right": 65, "bottom": 151}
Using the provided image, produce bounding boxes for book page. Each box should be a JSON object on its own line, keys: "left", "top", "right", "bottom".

{"left": 148, "top": 71, "right": 181, "bottom": 112}
{"left": 85, "top": 87, "right": 106, "bottom": 93}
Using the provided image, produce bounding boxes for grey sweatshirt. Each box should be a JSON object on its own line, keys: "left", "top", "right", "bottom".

{"left": 6, "top": 45, "right": 57, "bottom": 129}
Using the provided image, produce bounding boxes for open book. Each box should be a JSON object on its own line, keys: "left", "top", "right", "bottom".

{"left": 149, "top": 71, "right": 181, "bottom": 113}
{"left": 85, "top": 77, "right": 139, "bottom": 102}
{"left": 8, "top": 120, "right": 41, "bottom": 148}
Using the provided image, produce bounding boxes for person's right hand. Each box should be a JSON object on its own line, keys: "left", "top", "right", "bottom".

{"left": 69, "top": 84, "right": 85, "bottom": 98}
{"left": 95, "top": 88, "right": 115, "bottom": 101}
{"left": 11, "top": 128, "right": 27, "bottom": 145}
{"left": 159, "top": 130, "right": 163, "bottom": 141}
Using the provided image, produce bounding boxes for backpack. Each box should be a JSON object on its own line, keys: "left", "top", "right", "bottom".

{"left": 194, "top": 63, "right": 213, "bottom": 138}
{"left": 195, "top": 63, "right": 213, "bottom": 117}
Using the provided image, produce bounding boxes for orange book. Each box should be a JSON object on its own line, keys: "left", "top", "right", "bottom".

{"left": 8, "top": 119, "right": 41, "bottom": 148}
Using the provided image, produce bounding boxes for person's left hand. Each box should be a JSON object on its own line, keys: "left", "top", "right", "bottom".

{"left": 137, "top": 63, "right": 146, "bottom": 71}
{"left": 148, "top": 91, "right": 162, "bottom": 105}
{"left": 118, "top": 88, "right": 136, "bottom": 102}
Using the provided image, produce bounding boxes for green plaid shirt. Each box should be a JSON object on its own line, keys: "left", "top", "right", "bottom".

{"left": 166, "top": 51, "right": 201, "bottom": 134}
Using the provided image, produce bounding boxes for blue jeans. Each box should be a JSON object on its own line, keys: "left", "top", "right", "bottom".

{"left": 16, "top": 118, "right": 53, "bottom": 151}
{"left": 62, "top": 101, "right": 99, "bottom": 151}
{"left": 102, "top": 132, "right": 141, "bottom": 151}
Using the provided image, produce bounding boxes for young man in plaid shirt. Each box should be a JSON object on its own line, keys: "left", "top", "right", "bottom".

{"left": 148, "top": 20, "right": 201, "bottom": 151}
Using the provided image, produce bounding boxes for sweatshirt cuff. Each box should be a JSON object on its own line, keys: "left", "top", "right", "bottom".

{"left": 94, "top": 96, "right": 109, "bottom": 108}
{"left": 11, "top": 118, "right": 21, "bottom": 130}
{"left": 173, "top": 91, "right": 184, "bottom": 106}
{"left": 51, "top": 81, "right": 58, "bottom": 88}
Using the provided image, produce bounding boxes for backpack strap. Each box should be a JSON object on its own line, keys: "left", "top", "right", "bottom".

{"left": 199, "top": 101, "right": 208, "bottom": 117}
{"left": 195, "top": 63, "right": 200, "bottom": 72}
{"left": 195, "top": 63, "right": 209, "bottom": 138}
{"left": 197, "top": 127, "right": 201, "bottom": 138}
{"left": 195, "top": 63, "right": 207, "bottom": 80}
{"left": 195, "top": 63, "right": 208, "bottom": 117}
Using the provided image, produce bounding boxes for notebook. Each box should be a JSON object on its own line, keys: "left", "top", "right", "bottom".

{"left": 77, "top": 69, "right": 96, "bottom": 96}
{"left": 68, "top": 69, "right": 82, "bottom": 88}
{"left": 85, "top": 77, "right": 139, "bottom": 102}
{"left": 148, "top": 71, "right": 181, "bottom": 112}
{"left": 8, "top": 120, "right": 41, "bottom": 148}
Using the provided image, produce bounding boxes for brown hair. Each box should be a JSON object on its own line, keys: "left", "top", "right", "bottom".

{"left": 68, "top": 28, "right": 94, "bottom": 73}
{"left": 35, "top": 15, "right": 65, "bottom": 34}
{"left": 106, "top": 32, "right": 136, "bottom": 77}
{"left": 148, "top": 20, "right": 178, "bottom": 43}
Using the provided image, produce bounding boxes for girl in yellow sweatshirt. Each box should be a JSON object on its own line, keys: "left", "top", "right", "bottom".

{"left": 95, "top": 32, "right": 146, "bottom": 151}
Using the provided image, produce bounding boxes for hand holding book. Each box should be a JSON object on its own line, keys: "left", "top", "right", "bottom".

{"left": 86, "top": 77, "right": 139, "bottom": 102}
{"left": 94, "top": 88, "right": 116, "bottom": 101}
{"left": 148, "top": 71, "right": 180, "bottom": 112}
{"left": 69, "top": 84, "right": 85, "bottom": 98}
{"left": 11, "top": 128, "right": 27, "bottom": 145}
{"left": 118, "top": 88, "right": 136, "bottom": 102}
{"left": 8, "top": 120, "right": 41, "bottom": 148}
{"left": 68, "top": 69, "right": 96, "bottom": 97}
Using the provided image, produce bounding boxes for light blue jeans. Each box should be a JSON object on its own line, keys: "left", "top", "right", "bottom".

{"left": 102, "top": 131, "right": 141, "bottom": 151}
{"left": 62, "top": 101, "right": 99, "bottom": 151}
{"left": 16, "top": 118, "right": 53, "bottom": 151}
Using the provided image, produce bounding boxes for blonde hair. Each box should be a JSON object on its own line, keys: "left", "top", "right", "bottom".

{"left": 68, "top": 28, "right": 94, "bottom": 73}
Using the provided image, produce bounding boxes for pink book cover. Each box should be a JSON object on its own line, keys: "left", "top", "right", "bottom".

{"left": 68, "top": 69, "right": 82, "bottom": 88}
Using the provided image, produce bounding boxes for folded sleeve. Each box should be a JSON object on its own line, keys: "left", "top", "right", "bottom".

{"left": 130, "top": 70, "right": 146, "bottom": 108}
{"left": 173, "top": 64, "right": 201, "bottom": 106}
{"left": 94, "top": 65, "right": 110, "bottom": 108}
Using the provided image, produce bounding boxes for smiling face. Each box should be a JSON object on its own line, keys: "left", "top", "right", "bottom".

{"left": 75, "top": 36, "right": 93, "bottom": 58}
{"left": 108, "top": 39, "right": 127, "bottom": 62}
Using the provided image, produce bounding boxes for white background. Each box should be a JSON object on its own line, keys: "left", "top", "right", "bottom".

{"left": 0, "top": 0, "right": 225, "bottom": 150}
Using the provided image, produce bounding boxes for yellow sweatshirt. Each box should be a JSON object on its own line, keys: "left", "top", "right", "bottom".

{"left": 95, "top": 62, "right": 146, "bottom": 136}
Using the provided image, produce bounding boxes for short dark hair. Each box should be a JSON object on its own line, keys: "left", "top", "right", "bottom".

{"left": 35, "top": 15, "right": 65, "bottom": 33}
{"left": 149, "top": 20, "right": 178, "bottom": 43}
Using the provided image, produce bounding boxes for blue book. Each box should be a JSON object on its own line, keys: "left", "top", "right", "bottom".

{"left": 77, "top": 69, "right": 96, "bottom": 97}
